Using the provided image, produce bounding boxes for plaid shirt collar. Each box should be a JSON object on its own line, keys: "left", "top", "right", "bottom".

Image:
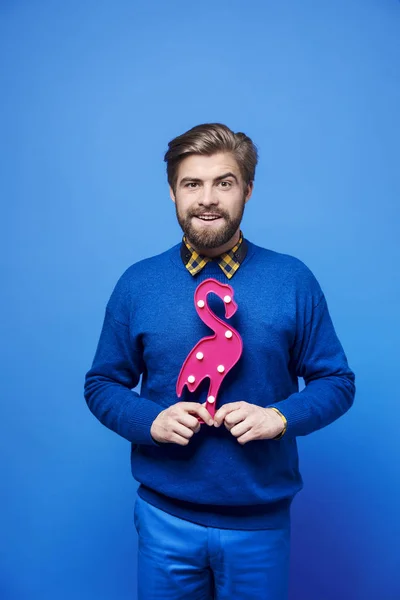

{"left": 180, "top": 231, "right": 247, "bottom": 279}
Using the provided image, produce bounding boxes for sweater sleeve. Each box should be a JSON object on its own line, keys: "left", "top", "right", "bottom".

{"left": 84, "top": 272, "right": 165, "bottom": 445}
{"left": 268, "top": 292, "right": 356, "bottom": 438}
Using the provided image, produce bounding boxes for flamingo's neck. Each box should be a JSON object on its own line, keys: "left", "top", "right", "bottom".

{"left": 198, "top": 291, "right": 231, "bottom": 334}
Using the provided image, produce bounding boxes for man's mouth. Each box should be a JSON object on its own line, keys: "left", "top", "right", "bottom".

{"left": 194, "top": 214, "right": 223, "bottom": 221}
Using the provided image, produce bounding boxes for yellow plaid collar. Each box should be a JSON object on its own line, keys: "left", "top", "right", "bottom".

{"left": 180, "top": 231, "right": 247, "bottom": 279}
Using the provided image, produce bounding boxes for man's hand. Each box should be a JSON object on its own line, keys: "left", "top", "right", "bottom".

{"left": 213, "top": 401, "right": 285, "bottom": 444}
{"left": 150, "top": 401, "right": 214, "bottom": 446}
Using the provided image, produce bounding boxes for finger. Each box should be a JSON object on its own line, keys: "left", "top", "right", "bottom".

{"left": 224, "top": 408, "right": 247, "bottom": 427}
{"left": 230, "top": 419, "right": 253, "bottom": 439}
{"left": 170, "top": 432, "right": 192, "bottom": 446}
{"left": 214, "top": 402, "right": 244, "bottom": 427}
{"left": 214, "top": 401, "right": 245, "bottom": 421}
{"left": 184, "top": 403, "right": 214, "bottom": 426}
{"left": 183, "top": 401, "right": 209, "bottom": 412}
{"left": 236, "top": 429, "right": 255, "bottom": 445}
{"left": 179, "top": 413, "right": 202, "bottom": 432}
{"left": 173, "top": 422, "right": 196, "bottom": 441}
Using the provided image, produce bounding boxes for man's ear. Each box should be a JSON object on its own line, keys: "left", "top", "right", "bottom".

{"left": 244, "top": 181, "right": 254, "bottom": 204}
{"left": 169, "top": 186, "right": 176, "bottom": 203}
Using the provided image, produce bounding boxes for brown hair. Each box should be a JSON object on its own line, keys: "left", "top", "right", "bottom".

{"left": 164, "top": 123, "right": 258, "bottom": 194}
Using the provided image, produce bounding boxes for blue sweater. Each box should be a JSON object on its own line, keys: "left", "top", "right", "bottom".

{"left": 84, "top": 239, "right": 355, "bottom": 529}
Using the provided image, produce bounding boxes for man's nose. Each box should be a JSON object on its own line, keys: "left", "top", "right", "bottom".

{"left": 198, "top": 185, "right": 219, "bottom": 207}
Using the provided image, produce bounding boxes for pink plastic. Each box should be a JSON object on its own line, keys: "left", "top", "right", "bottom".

{"left": 176, "top": 278, "right": 243, "bottom": 422}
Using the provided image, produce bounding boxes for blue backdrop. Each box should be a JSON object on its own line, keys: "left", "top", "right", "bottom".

{"left": 1, "top": 1, "right": 399, "bottom": 598}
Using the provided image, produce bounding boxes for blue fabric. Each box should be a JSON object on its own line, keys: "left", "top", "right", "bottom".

{"left": 84, "top": 238, "right": 356, "bottom": 529}
{"left": 134, "top": 495, "right": 291, "bottom": 600}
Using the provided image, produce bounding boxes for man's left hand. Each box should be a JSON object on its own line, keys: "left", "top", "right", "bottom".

{"left": 213, "top": 401, "right": 285, "bottom": 444}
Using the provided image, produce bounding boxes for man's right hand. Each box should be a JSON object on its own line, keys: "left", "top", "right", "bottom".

{"left": 150, "top": 401, "right": 214, "bottom": 445}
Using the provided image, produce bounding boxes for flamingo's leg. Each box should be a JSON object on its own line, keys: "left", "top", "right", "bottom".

{"left": 198, "top": 379, "right": 222, "bottom": 423}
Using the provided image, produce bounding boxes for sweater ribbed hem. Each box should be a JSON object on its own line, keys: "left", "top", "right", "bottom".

{"left": 137, "top": 484, "right": 292, "bottom": 530}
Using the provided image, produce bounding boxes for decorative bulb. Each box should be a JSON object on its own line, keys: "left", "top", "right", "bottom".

{"left": 223, "top": 295, "right": 231, "bottom": 303}
{"left": 196, "top": 352, "right": 204, "bottom": 360}
{"left": 188, "top": 375, "right": 195, "bottom": 384}
{"left": 197, "top": 300, "right": 205, "bottom": 308}
{"left": 225, "top": 330, "right": 233, "bottom": 339}
{"left": 207, "top": 396, "right": 215, "bottom": 404}
{"left": 217, "top": 365, "right": 225, "bottom": 373}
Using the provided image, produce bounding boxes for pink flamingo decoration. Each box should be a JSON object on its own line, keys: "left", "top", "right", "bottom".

{"left": 176, "top": 278, "right": 243, "bottom": 423}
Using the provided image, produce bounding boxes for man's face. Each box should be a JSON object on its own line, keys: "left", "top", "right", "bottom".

{"left": 170, "top": 152, "right": 252, "bottom": 252}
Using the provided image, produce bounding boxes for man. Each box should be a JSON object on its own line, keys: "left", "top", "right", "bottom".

{"left": 84, "top": 123, "right": 355, "bottom": 600}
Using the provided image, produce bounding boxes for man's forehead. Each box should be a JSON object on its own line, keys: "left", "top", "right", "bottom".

{"left": 177, "top": 152, "right": 241, "bottom": 180}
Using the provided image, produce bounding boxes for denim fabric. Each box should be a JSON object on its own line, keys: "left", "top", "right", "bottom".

{"left": 134, "top": 495, "right": 291, "bottom": 600}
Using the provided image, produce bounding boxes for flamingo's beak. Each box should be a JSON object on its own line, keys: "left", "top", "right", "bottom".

{"left": 225, "top": 299, "right": 238, "bottom": 319}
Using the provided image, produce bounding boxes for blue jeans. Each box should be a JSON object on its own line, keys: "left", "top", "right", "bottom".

{"left": 134, "top": 495, "right": 291, "bottom": 600}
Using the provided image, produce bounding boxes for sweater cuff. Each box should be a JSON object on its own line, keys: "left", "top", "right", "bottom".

{"left": 268, "top": 392, "right": 316, "bottom": 438}
{"left": 120, "top": 396, "right": 165, "bottom": 446}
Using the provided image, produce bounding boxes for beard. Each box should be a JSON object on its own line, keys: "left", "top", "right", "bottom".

{"left": 175, "top": 198, "right": 246, "bottom": 250}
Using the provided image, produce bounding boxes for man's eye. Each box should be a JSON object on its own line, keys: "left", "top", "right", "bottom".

{"left": 218, "top": 181, "right": 232, "bottom": 187}
{"left": 185, "top": 182, "right": 199, "bottom": 188}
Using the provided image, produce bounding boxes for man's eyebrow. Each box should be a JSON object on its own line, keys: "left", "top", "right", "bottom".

{"left": 178, "top": 172, "right": 239, "bottom": 186}
{"left": 214, "top": 172, "right": 238, "bottom": 183}
{"left": 179, "top": 177, "right": 203, "bottom": 186}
